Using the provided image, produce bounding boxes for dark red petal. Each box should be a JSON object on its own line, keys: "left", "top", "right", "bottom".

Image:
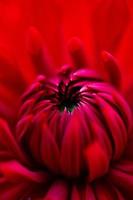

{"left": 94, "top": 182, "right": 120, "bottom": 200}
{"left": 68, "top": 37, "right": 89, "bottom": 69}
{"left": 123, "top": 132, "right": 133, "bottom": 160}
{"left": 0, "top": 85, "right": 19, "bottom": 124}
{"left": 0, "top": 119, "right": 28, "bottom": 164}
{"left": 29, "top": 113, "right": 44, "bottom": 163}
{"left": 95, "top": 96, "right": 127, "bottom": 160}
{"left": 101, "top": 51, "right": 121, "bottom": 89}
{"left": 60, "top": 110, "right": 82, "bottom": 177}
{"left": 0, "top": 160, "right": 46, "bottom": 183}
{"left": 16, "top": 114, "right": 33, "bottom": 141}
{"left": 41, "top": 123, "right": 60, "bottom": 173}
{"left": 82, "top": 186, "right": 96, "bottom": 200}
{"left": 44, "top": 181, "right": 68, "bottom": 200}
{"left": 0, "top": 181, "right": 30, "bottom": 200}
{"left": 0, "top": 46, "right": 27, "bottom": 94}
{"left": 81, "top": 103, "right": 112, "bottom": 159}
{"left": 27, "top": 27, "right": 55, "bottom": 76}
{"left": 71, "top": 186, "right": 80, "bottom": 200}
{"left": 85, "top": 141, "right": 109, "bottom": 182}
{"left": 124, "top": 83, "right": 133, "bottom": 113}
{"left": 112, "top": 90, "right": 132, "bottom": 133}
{"left": 19, "top": 99, "right": 35, "bottom": 118}
{"left": 108, "top": 161, "right": 133, "bottom": 199}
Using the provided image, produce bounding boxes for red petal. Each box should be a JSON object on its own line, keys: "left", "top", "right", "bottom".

{"left": 108, "top": 165, "right": 133, "bottom": 199}
{"left": 95, "top": 96, "right": 128, "bottom": 159}
{"left": 0, "top": 160, "right": 47, "bottom": 183}
{"left": 16, "top": 114, "right": 33, "bottom": 141}
{"left": 44, "top": 181, "right": 68, "bottom": 200}
{"left": 85, "top": 141, "right": 109, "bottom": 181}
{"left": 68, "top": 38, "right": 89, "bottom": 69}
{"left": 0, "top": 181, "right": 30, "bottom": 200}
{"left": 41, "top": 123, "right": 60, "bottom": 173}
{"left": 71, "top": 186, "right": 80, "bottom": 200}
{"left": 60, "top": 110, "right": 82, "bottom": 177}
{"left": 26, "top": 27, "right": 55, "bottom": 76}
{"left": 101, "top": 51, "right": 121, "bottom": 89}
{"left": 94, "top": 182, "right": 120, "bottom": 200}
{"left": 82, "top": 186, "right": 96, "bottom": 200}
{"left": 0, "top": 119, "right": 27, "bottom": 164}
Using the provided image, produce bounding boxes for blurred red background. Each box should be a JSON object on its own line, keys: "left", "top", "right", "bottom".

{"left": 0, "top": 0, "right": 132, "bottom": 90}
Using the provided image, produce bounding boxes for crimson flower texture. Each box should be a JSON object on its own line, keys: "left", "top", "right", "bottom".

{"left": 0, "top": 1, "right": 133, "bottom": 200}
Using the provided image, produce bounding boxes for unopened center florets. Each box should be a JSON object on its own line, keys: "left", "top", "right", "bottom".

{"left": 57, "top": 81, "right": 81, "bottom": 112}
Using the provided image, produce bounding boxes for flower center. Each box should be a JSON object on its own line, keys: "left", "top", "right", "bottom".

{"left": 57, "top": 81, "right": 81, "bottom": 112}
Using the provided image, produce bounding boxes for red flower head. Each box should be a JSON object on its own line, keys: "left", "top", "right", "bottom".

{"left": 0, "top": 1, "right": 133, "bottom": 200}
{"left": 0, "top": 30, "right": 133, "bottom": 199}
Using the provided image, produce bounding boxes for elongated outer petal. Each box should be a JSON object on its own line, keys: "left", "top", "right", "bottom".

{"left": 81, "top": 103, "right": 112, "bottom": 159}
{"left": 124, "top": 84, "right": 133, "bottom": 113}
{"left": 101, "top": 51, "right": 121, "bottom": 89}
{"left": 68, "top": 37, "right": 89, "bottom": 69}
{"left": 0, "top": 121, "right": 49, "bottom": 199}
{"left": 18, "top": 99, "right": 35, "bottom": 118}
{"left": 41, "top": 123, "right": 60, "bottom": 173}
{"left": 0, "top": 47, "right": 27, "bottom": 94}
{"left": 112, "top": 90, "right": 132, "bottom": 132}
{"left": 123, "top": 132, "right": 133, "bottom": 161}
{"left": 16, "top": 114, "right": 33, "bottom": 141}
{"left": 27, "top": 27, "right": 55, "bottom": 76}
{"left": 85, "top": 141, "right": 109, "bottom": 182}
{"left": 107, "top": 160, "right": 133, "bottom": 199}
{"left": 0, "top": 84, "right": 20, "bottom": 125}
{"left": 0, "top": 160, "right": 46, "bottom": 183}
{"left": 60, "top": 110, "right": 82, "bottom": 177}
{"left": 95, "top": 95, "right": 127, "bottom": 160}
{"left": 0, "top": 46, "right": 29, "bottom": 123}
{"left": 0, "top": 119, "right": 28, "bottom": 165}
{"left": 29, "top": 113, "right": 45, "bottom": 164}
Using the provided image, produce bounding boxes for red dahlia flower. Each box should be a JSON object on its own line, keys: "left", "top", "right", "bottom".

{"left": 0, "top": 27, "right": 133, "bottom": 199}
{"left": 0, "top": 1, "right": 133, "bottom": 200}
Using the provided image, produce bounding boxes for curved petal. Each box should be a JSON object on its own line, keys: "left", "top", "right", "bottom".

{"left": 26, "top": 27, "right": 56, "bottom": 76}
{"left": 0, "top": 118, "right": 28, "bottom": 164}
{"left": 107, "top": 160, "right": 133, "bottom": 199}
{"left": 94, "top": 182, "right": 124, "bottom": 200}
{"left": 44, "top": 181, "right": 68, "bottom": 200}
{"left": 60, "top": 110, "right": 83, "bottom": 177}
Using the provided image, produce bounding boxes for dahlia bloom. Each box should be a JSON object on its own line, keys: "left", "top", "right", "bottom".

{"left": 0, "top": 1, "right": 133, "bottom": 200}
{"left": 0, "top": 29, "right": 133, "bottom": 199}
